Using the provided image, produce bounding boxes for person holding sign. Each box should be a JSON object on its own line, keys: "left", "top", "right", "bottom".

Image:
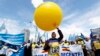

{"left": 42, "top": 27, "right": 63, "bottom": 56}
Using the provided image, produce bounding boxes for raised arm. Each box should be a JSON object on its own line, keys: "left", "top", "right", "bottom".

{"left": 57, "top": 28, "right": 63, "bottom": 42}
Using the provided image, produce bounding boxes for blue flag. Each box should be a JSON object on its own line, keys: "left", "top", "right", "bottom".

{"left": 68, "top": 34, "right": 77, "bottom": 41}
{"left": 90, "top": 31, "right": 97, "bottom": 43}
{"left": 0, "top": 33, "right": 24, "bottom": 45}
{"left": 80, "top": 33, "right": 85, "bottom": 39}
{"left": 68, "top": 34, "right": 73, "bottom": 41}
{"left": 0, "top": 23, "right": 6, "bottom": 31}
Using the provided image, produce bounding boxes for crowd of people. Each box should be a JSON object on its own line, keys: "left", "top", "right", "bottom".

{"left": 32, "top": 37, "right": 100, "bottom": 56}
{"left": 0, "top": 28, "right": 100, "bottom": 56}
{"left": 32, "top": 28, "right": 100, "bottom": 56}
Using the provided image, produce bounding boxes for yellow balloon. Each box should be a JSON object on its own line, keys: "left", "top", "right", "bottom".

{"left": 34, "top": 2, "right": 63, "bottom": 31}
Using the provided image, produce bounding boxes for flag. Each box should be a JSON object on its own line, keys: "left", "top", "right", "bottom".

{"left": 38, "top": 32, "right": 43, "bottom": 43}
{"left": 34, "top": 26, "right": 38, "bottom": 42}
{"left": 5, "top": 28, "right": 8, "bottom": 34}
{"left": 90, "top": 32, "right": 93, "bottom": 39}
{"left": 80, "top": 33, "right": 85, "bottom": 39}
{"left": 41, "top": 32, "right": 48, "bottom": 41}
{"left": 72, "top": 34, "right": 77, "bottom": 41}
{"left": 90, "top": 31, "right": 97, "bottom": 43}
{"left": 68, "top": 34, "right": 72, "bottom": 41}
{"left": 0, "top": 23, "right": 6, "bottom": 31}
{"left": 0, "top": 33, "right": 24, "bottom": 45}
{"left": 68, "top": 34, "right": 77, "bottom": 41}
{"left": 45, "top": 32, "right": 48, "bottom": 40}
{"left": 42, "top": 32, "right": 46, "bottom": 41}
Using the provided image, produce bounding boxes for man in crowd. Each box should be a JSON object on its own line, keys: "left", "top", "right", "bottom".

{"left": 76, "top": 38, "right": 87, "bottom": 56}
{"left": 63, "top": 40, "right": 69, "bottom": 47}
{"left": 43, "top": 28, "right": 63, "bottom": 56}
{"left": 24, "top": 40, "right": 32, "bottom": 56}
{"left": 92, "top": 35, "right": 100, "bottom": 56}
{"left": 32, "top": 42, "right": 36, "bottom": 49}
{"left": 41, "top": 42, "right": 45, "bottom": 47}
{"left": 84, "top": 37, "right": 94, "bottom": 56}
{"left": 6, "top": 46, "right": 19, "bottom": 56}
{"left": 0, "top": 41, "right": 3, "bottom": 50}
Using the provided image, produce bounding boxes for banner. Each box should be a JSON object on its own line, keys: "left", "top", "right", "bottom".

{"left": 0, "top": 33, "right": 24, "bottom": 45}
{"left": 32, "top": 45, "right": 84, "bottom": 56}
{"left": 90, "top": 28, "right": 100, "bottom": 34}
{"left": 11, "top": 47, "right": 24, "bottom": 56}
{"left": 90, "top": 28, "right": 100, "bottom": 39}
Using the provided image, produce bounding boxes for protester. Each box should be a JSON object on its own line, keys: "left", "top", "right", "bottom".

{"left": 76, "top": 38, "right": 88, "bottom": 56}
{"left": 43, "top": 28, "right": 63, "bottom": 56}
{"left": 92, "top": 36, "right": 100, "bottom": 56}
{"left": 6, "top": 47, "right": 18, "bottom": 56}
{"left": 84, "top": 37, "right": 94, "bottom": 56}
{"left": 35, "top": 42, "right": 42, "bottom": 48}
{"left": 41, "top": 42, "right": 45, "bottom": 47}
{"left": 32, "top": 42, "right": 36, "bottom": 49}
{"left": 70, "top": 41, "right": 75, "bottom": 45}
{"left": 63, "top": 40, "right": 69, "bottom": 47}
{"left": 0, "top": 41, "right": 3, "bottom": 50}
{"left": 24, "top": 40, "right": 32, "bottom": 56}
{"left": 0, "top": 43, "right": 8, "bottom": 56}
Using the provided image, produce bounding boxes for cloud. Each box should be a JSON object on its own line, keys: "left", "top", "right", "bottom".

{"left": 17, "top": 9, "right": 33, "bottom": 22}
{"left": 77, "top": 2, "right": 100, "bottom": 29}
{"left": 89, "top": 16, "right": 100, "bottom": 27}
{"left": 63, "top": 12, "right": 79, "bottom": 21}
{"left": 61, "top": 24, "right": 89, "bottom": 38}
{"left": 0, "top": 18, "right": 24, "bottom": 34}
{"left": 31, "top": 0, "right": 44, "bottom": 8}
{"left": 59, "top": 2, "right": 100, "bottom": 40}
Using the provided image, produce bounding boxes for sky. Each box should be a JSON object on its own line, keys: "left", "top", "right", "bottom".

{"left": 0, "top": 0, "right": 100, "bottom": 41}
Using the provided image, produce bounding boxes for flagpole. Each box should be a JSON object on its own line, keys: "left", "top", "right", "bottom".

{"left": 4, "top": 20, "right": 8, "bottom": 34}
{"left": 29, "top": 21, "right": 39, "bottom": 43}
{"left": 0, "top": 20, "right": 7, "bottom": 34}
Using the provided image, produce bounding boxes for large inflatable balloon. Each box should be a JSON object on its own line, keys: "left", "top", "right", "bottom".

{"left": 34, "top": 2, "right": 63, "bottom": 31}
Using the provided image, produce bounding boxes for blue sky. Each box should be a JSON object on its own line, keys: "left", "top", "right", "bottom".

{"left": 0, "top": 0, "right": 100, "bottom": 40}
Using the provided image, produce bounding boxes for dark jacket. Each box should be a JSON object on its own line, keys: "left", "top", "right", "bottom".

{"left": 24, "top": 43, "right": 32, "bottom": 56}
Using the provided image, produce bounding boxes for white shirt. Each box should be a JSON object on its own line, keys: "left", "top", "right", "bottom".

{"left": 69, "top": 44, "right": 83, "bottom": 52}
{"left": 26, "top": 43, "right": 31, "bottom": 48}
{"left": 6, "top": 48, "right": 13, "bottom": 56}
{"left": 84, "top": 40, "right": 92, "bottom": 50}
{"left": 6, "top": 48, "right": 18, "bottom": 56}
